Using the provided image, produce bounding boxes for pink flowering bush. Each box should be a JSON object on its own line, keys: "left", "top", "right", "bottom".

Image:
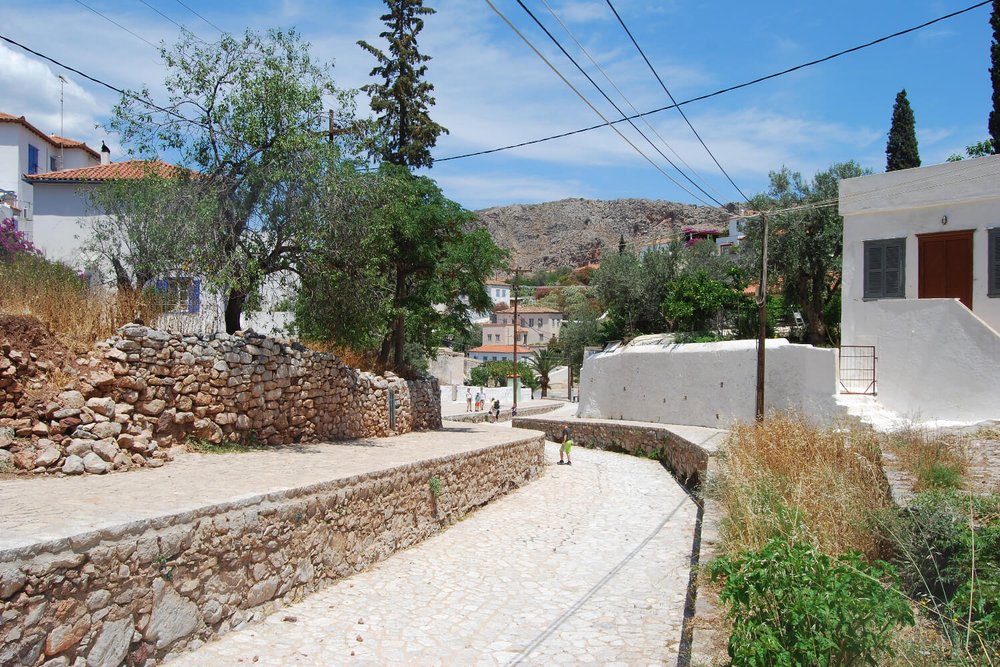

{"left": 0, "top": 218, "right": 41, "bottom": 261}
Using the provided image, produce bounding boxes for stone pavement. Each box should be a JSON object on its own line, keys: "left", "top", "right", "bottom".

{"left": 0, "top": 423, "right": 534, "bottom": 554}
{"left": 168, "top": 443, "right": 697, "bottom": 666}
{"left": 441, "top": 397, "right": 565, "bottom": 418}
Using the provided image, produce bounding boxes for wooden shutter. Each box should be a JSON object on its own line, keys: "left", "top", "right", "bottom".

{"left": 188, "top": 279, "right": 201, "bottom": 314}
{"left": 864, "top": 242, "right": 884, "bottom": 298}
{"left": 884, "top": 240, "right": 904, "bottom": 297}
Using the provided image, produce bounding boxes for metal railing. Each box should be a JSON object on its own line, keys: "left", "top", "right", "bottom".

{"left": 839, "top": 345, "right": 876, "bottom": 395}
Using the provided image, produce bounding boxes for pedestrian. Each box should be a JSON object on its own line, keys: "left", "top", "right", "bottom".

{"left": 557, "top": 423, "right": 573, "bottom": 465}
{"left": 465, "top": 387, "right": 473, "bottom": 413}
{"left": 474, "top": 390, "right": 482, "bottom": 412}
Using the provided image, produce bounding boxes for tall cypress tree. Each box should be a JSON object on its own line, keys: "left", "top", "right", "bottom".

{"left": 885, "top": 89, "right": 921, "bottom": 172}
{"left": 358, "top": 0, "right": 448, "bottom": 169}
{"left": 990, "top": 0, "right": 999, "bottom": 152}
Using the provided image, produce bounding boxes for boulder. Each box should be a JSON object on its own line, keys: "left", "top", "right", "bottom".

{"left": 139, "top": 399, "right": 167, "bottom": 417}
{"left": 92, "top": 439, "right": 120, "bottom": 463}
{"left": 62, "top": 455, "right": 85, "bottom": 475}
{"left": 82, "top": 452, "right": 108, "bottom": 474}
{"left": 85, "top": 397, "right": 116, "bottom": 417}
{"left": 86, "top": 617, "right": 133, "bottom": 667}
{"left": 34, "top": 447, "right": 61, "bottom": 468}
{"left": 191, "top": 419, "right": 223, "bottom": 444}
{"left": 144, "top": 579, "right": 200, "bottom": 650}
{"left": 65, "top": 440, "right": 93, "bottom": 457}
{"left": 57, "top": 391, "right": 86, "bottom": 409}
{"left": 88, "top": 422, "right": 122, "bottom": 439}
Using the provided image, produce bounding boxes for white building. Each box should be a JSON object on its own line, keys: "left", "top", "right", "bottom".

{"left": 838, "top": 155, "right": 1000, "bottom": 423}
{"left": 481, "top": 305, "right": 564, "bottom": 348}
{"left": 467, "top": 343, "right": 534, "bottom": 363}
{"left": 0, "top": 111, "right": 100, "bottom": 233}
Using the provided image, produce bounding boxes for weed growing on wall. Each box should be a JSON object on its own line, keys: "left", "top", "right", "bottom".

{"left": 428, "top": 476, "right": 443, "bottom": 499}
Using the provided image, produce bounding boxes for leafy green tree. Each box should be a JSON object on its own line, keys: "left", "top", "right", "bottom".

{"left": 745, "top": 161, "right": 869, "bottom": 346}
{"left": 991, "top": 0, "right": 1000, "bottom": 151}
{"left": 358, "top": 0, "right": 448, "bottom": 168}
{"left": 526, "top": 348, "right": 559, "bottom": 397}
{"left": 886, "top": 89, "right": 921, "bottom": 171}
{"left": 946, "top": 139, "right": 996, "bottom": 161}
{"left": 662, "top": 270, "right": 743, "bottom": 337}
{"left": 469, "top": 360, "right": 535, "bottom": 390}
{"left": 109, "top": 29, "right": 361, "bottom": 333}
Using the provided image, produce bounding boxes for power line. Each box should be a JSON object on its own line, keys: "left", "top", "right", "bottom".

{"left": 135, "top": 0, "right": 207, "bottom": 43}
{"left": 72, "top": 0, "right": 159, "bottom": 50}
{"left": 438, "top": 0, "right": 992, "bottom": 162}
{"left": 605, "top": 0, "right": 750, "bottom": 203}
{"left": 173, "top": 0, "right": 225, "bottom": 34}
{"left": 538, "top": 0, "right": 726, "bottom": 207}
{"left": 510, "top": 0, "right": 725, "bottom": 207}
{"left": 482, "top": 0, "right": 721, "bottom": 207}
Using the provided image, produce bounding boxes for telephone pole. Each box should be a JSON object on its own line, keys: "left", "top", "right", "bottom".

{"left": 755, "top": 212, "right": 769, "bottom": 421}
{"left": 510, "top": 267, "right": 526, "bottom": 413}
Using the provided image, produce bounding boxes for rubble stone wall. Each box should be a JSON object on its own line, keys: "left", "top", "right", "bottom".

{"left": 0, "top": 434, "right": 545, "bottom": 666}
{"left": 0, "top": 325, "right": 441, "bottom": 476}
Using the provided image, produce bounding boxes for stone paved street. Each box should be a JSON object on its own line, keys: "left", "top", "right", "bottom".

{"left": 168, "top": 442, "right": 697, "bottom": 666}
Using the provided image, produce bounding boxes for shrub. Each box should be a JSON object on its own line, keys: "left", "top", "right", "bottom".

{"left": 0, "top": 217, "right": 40, "bottom": 261}
{"left": 710, "top": 539, "right": 914, "bottom": 666}
{"left": 886, "top": 429, "right": 969, "bottom": 492}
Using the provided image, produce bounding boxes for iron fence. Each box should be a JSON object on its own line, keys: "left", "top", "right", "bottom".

{"left": 839, "top": 345, "right": 876, "bottom": 395}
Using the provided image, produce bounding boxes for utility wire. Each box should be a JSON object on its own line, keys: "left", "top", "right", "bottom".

{"left": 538, "top": 0, "right": 726, "bottom": 207}
{"left": 173, "top": 0, "right": 225, "bottom": 34}
{"left": 136, "top": 0, "right": 207, "bottom": 43}
{"left": 605, "top": 0, "right": 750, "bottom": 203}
{"left": 72, "top": 0, "right": 159, "bottom": 50}
{"left": 439, "top": 0, "right": 992, "bottom": 162}
{"left": 512, "top": 0, "right": 725, "bottom": 207}
{"left": 482, "top": 0, "right": 720, "bottom": 207}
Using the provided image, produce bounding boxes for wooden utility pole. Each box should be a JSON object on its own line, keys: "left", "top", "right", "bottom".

{"left": 510, "top": 267, "right": 525, "bottom": 413}
{"left": 755, "top": 212, "right": 769, "bottom": 421}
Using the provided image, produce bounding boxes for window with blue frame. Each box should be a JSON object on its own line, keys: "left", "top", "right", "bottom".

{"left": 154, "top": 277, "right": 201, "bottom": 313}
{"left": 27, "top": 144, "right": 39, "bottom": 175}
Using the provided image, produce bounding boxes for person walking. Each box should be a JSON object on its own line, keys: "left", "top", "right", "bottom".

{"left": 474, "top": 390, "right": 482, "bottom": 412}
{"left": 465, "top": 388, "right": 473, "bottom": 413}
{"left": 558, "top": 423, "right": 573, "bottom": 465}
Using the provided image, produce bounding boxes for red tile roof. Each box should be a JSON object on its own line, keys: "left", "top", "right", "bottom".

{"left": 0, "top": 112, "right": 100, "bottom": 159}
{"left": 24, "top": 160, "right": 191, "bottom": 183}
{"left": 469, "top": 345, "right": 534, "bottom": 354}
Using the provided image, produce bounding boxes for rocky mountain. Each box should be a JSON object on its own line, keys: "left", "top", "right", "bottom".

{"left": 474, "top": 198, "right": 731, "bottom": 269}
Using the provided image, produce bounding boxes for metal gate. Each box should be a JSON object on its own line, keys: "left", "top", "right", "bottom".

{"left": 838, "top": 346, "right": 876, "bottom": 395}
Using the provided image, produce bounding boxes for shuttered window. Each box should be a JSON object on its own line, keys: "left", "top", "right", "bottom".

{"left": 863, "top": 238, "right": 905, "bottom": 299}
{"left": 990, "top": 229, "right": 1000, "bottom": 297}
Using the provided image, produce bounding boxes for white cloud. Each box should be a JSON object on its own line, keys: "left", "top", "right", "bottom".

{"left": 434, "top": 172, "right": 592, "bottom": 208}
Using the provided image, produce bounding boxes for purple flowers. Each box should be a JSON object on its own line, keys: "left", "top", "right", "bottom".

{"left": 0, "top": 218, "right": 41, "bottom": 261}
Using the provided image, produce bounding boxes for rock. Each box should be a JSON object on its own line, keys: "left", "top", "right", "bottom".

{"left": 144, "top": 579, "right": 200, "bottom": 650}
{"left": 65, "top": 440, "right": 93, "bottom": 457}
{"left": 0, "top": 449, "right": 13, "bottom": 469}
{"left": 0, "top": 565, "right": 26, "bottom": 599}
{"left": 88, "top": 371, "right": 116, "bottom": 387}
{"left": 62, "top": 455, "right": 85, "bottom": 475}
{"left": 113, "top": 452, "right": 131, "bottom": 469}
{"left": 82, "top": 452, "right": 108, "bottom": 474}
{"left": 13, "top": 449, "right": 35, "bottom": 470}
{"left": 57, "top": 391, "right": 86, "bottom": 409}
{"left": 173, "top": 411, "right": 196, "bottom": 425}
{"left": 86, "top": 617, "right": 132, "bottom": 667}
{"left": 191, "top": 419, "right": 223, "bottom": 444}
{"left": 139, "top": 399, "right": 166, "bottom": 417}
{"left": 34, "top": 447, "right": 61, "bottom": 468}
{"left": 92, "top": 440, "right": 120, "bottom": 463}
{"left": 44, "top": 615, "right": 90, "bottom": 656}
{"left": 85, "top": 397, "right": 116, "bottom": 417}
{"left": 31, "top": 422, "right": 49, "bottom": 437}
{"left": 89, "top": 422, "right": 122, "bottom": 439}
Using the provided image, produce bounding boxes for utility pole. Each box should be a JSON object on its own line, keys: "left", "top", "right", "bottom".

{"left": 755, "top": 212, "right": 769, "bottom": 421}
{"left": 510, "top": 267, "right": 525, "bottom": 414}
{"left": 58, "top": 75, "right": 67, "bottom": 170}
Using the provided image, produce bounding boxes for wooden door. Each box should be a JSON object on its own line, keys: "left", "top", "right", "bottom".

{"left": 917, "top": 230, "right": 974, "bottom": 309}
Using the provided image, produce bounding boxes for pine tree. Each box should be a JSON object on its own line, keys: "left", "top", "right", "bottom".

{"left": 885, "top": 89, "right": 921, "bottom": 172}
{"left": 358, "top": 0, "right": 448, "bottom": 169}
{"left": 990, "top": 0, "right": 999, "bottom": 152}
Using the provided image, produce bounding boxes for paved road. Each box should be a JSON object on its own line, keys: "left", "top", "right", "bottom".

{"left": 169, "top": 442, "right": 697, "bottom": 667}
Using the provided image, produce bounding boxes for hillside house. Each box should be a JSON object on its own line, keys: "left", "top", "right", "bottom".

{"left": 481, "top": 305, "right": 564, "bottom": 347}
{"left": 838, "top": 155, "right": 1000, "bottom": 422}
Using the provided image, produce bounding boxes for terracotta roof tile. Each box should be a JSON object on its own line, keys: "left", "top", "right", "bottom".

{"left": 24, "top": 160, "right": 191, "bottom": 183}
{"left": 469, "top": 344, "right": 535, "bottom": 354}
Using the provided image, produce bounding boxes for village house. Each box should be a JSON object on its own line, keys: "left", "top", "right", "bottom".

{"left": 838, "top": 154, "right": 1000, "bottom": 423}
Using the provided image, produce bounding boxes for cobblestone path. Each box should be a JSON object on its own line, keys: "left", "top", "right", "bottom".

{"left": 169, "top": 442, "right": 697, "bottom": 666}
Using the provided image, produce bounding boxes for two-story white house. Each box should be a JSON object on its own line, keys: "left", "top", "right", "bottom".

{"left": 838, "top": 155, "right": 1000, "bottom": 423}
{"left": 0, "top": 111, "right": 100, "bottom": 233}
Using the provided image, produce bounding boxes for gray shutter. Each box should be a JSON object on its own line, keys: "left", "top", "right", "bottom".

{"left": 884, "top": 241, "right": 903, "bottom": 297}
{"left": 864, "top": 242, "right": 883, "bottom": 298}
{"left": 990, "top": 229, "right": 1000, "bottom": 297}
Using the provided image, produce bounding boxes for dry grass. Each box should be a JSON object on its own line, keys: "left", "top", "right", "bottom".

{"left": 887, "top": 428, "right": 970, "bottom": 492}
{"left": 0, "top": 255, "right": 163, "bottom": 351}
{"left": 706, "top": 412, "right": 894, "bottom": 560}
{"left": 301, "top": 338, "right": 383, "bottom": 373}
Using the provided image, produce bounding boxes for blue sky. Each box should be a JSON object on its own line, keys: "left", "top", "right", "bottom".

{"left": 0, "top": 1, "right": 994, "bottom": 209}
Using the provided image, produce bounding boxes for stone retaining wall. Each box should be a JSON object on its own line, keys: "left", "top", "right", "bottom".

{"left": 444, "top": 403, "right": 561, "bottom": 424}
{"left": 0, "top": 326, "right": 441, "bottom": 476}
{"left": 512, "top": 416, "right": 721, "bottom": 486}
{"left": 0, "top": 434, "right": 544, "bottom": 666}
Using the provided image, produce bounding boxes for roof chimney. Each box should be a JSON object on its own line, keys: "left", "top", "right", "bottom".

{"left": 100, "top": 141, "right": 111, "bottom": 166}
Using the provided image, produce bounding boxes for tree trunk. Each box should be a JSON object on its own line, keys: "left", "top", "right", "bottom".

{"left": 224, "top": 290, "right": 247, "bottom": 335}
{"left": 391, "top": 269, "right": 407, "bottom": 370}
{"left": 377, "top": 335, "right": 391, "bottom": 369}
{"left": 111, "top": 257, "right": 135, "bottom": 292}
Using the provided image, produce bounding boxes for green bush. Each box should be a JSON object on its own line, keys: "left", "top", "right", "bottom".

{"left": 710, "top": 539, "right": 913, "bottom": 666}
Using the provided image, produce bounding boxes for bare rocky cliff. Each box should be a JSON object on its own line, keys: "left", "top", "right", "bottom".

{"left": 474, "top": 198, "right": 731, "bottom": 269}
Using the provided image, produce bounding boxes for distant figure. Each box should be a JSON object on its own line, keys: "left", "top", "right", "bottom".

{"left": 465, "top": 387, "right": 473, "bottom": 412}
{"left": 558, "top": 423, "right": 573, "bottom": 465}
{"left": 492, "top": 398, "right": 501, "bottom": 423}
{"left": 475, "top": 390, "right": 483, "bottom": 412}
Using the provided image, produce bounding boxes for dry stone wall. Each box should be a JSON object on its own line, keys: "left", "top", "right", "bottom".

{"left": 0, "top": 435, "right": 544, "bottom": 666}
{"left": 0, "top": 326, "right": 441, "bottom": 476}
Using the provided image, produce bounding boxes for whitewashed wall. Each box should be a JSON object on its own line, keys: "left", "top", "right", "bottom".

{"left": 578, "top": 338, "right": 840, "bottom": 428}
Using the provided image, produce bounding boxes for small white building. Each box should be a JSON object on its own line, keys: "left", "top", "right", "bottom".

{"left": 0, "top": 111, "right": 100, "bottom": 232}
{"left": 839, "top": 155, "right": 1000, "bottom": 423}
{"left": 467, "top": 344, "right": 534, "bottom": 363}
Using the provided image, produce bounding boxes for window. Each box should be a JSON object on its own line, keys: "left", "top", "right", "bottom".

{"left": 539, "top": 333, "right": 544, "bottom": 342}
{"left": 528, "top": 318, "right": 535, "bottom": 327}
{"left": 990, "top": 229, "right": 1000, "bottom": 297}
{"left": 154, "top": 277, "right": 201, "bottom": 313}
{"left": 27, "top": 144, "right": 39, "bottom": 175}
{"left": 49, "top": 155, "right": 57, "bottom": 172}
{"left": 538, "top": 318, "right": 544, "bottom": 327}
{"left": 863, "top": 238, "right": 905, "bottom": 299}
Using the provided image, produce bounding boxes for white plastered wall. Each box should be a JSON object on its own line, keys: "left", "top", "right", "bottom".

{"left": 578, "top": 338, "right": 839, "bottom": 428}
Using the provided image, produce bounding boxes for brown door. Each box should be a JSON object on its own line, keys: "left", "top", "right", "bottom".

{"left": 917, "top": 230, "right": 974, "bottom": 309}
